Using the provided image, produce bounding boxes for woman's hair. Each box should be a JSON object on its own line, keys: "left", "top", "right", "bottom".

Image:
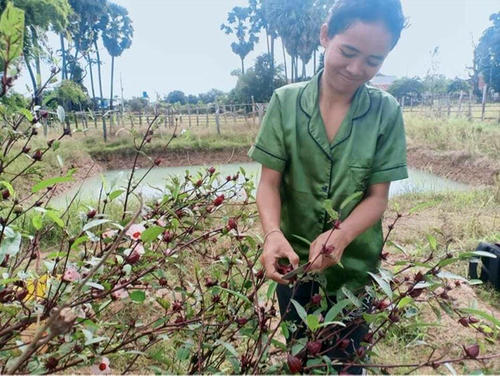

{"left": 326, "top": 0, "right": 407, "bottom": 48}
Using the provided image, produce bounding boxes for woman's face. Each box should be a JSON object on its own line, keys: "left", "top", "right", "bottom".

{"left": 320, "top": 20, "right": 393, "bottom": 95}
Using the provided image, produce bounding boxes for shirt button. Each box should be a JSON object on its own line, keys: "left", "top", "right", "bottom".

{"left": 321, "top": 185, "right": 328, "bottom": 192}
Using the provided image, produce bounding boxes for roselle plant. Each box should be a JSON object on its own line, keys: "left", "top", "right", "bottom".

{"left": 0, "top": 3, "right": 499, "bottom": 375}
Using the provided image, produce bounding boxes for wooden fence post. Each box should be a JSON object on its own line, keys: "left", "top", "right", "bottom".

{"left": 447, "top": 94, "right": 451, "bottom": 117}
{"left": 457, "top": 90, "right": 464, "bottom": 116}
{"left": 467, "top": 90, "right": 473, "bottom": 121}
{"left": 215, "top": 104, "right": 221, "bottom": 135}
{"left": 481, "top": 84, "right": 487, "bottom": 121}
{"left": 188, "top": 105, "right": 192, "bottom": 127}
{"left": 206, "top": 105, "right": 209, "bottom": 127}
{"left": 251, "top": 96, "right": 256, "bottom": 126}
{"left": 232, "top": 105, "right": 237, "bottom": 126}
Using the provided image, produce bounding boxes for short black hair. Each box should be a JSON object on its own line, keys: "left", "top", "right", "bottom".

{"left": 327, "top": 0, "right": 407, "bottom": 49}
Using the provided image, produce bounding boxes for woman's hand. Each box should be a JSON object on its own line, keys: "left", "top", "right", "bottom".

{"left": 260, "top": 232, "right": 300, "bottom": 285}
{"left": 308, "top": 229, "right": 349, "bottom": 272}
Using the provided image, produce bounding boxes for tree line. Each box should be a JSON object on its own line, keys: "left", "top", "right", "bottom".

{"left": 0, "top": 0, "right": 133, "bottom": 110}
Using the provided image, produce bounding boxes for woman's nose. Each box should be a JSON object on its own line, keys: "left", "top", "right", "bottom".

{"left": 345, "top": 59, "right": 364, "bottom": 78}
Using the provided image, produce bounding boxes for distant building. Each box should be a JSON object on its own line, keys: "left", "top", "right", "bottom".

{"left": 368, "top": 73, "right": 397, "bottom": 91}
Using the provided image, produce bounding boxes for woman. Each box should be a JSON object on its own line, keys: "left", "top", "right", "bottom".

{"left": 248, "top": 0, "right": 408, "bottom": 373}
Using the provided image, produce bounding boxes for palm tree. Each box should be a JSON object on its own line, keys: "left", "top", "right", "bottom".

{"left": 3, "top": 0, "right": 71, "bottom": 103}
{"left": 101, "top": 3, "right": 133, "bottom": 110}
{"left": 221, "top": 6, "right": 259, "bottom": 75}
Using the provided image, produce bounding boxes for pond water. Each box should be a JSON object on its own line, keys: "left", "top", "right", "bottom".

{"left": 54, "top": 162, "right": 468, "bottom": 207}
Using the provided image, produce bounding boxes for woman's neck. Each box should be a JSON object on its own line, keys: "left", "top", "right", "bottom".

{"left": 319, "top": 73, "right": 357, "bottom": 107}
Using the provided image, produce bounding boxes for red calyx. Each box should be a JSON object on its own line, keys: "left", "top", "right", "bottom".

{"left": 306, "top": 341, "right": 322, "bottom": 356}
{"left": 463, "top": 344, "right": 479, "bottom": 358}
{"left": 287, "top": 354, "right": 303, "bottom": 374}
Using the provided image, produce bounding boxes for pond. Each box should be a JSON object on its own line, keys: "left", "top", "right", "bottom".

{"left": 53, "top": 162, "right": 469, "bottom": 208}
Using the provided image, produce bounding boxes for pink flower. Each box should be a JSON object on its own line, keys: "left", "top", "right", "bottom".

{"left": 156, "top": 218, "right": 166, "bottom": 227}
{"left": 102, "top": 229, "right": 117, "bottom": 239}
{"left": 132, "top": 242, "right": 145, "bottom": 255}
{"left": 111, "top": 287, "right": 129, "bottom": 300}
{"left": 126, "top": 224, "right": 145, "bottom": 240}
{"left": 92, "top": 357, "right": 111, "bottom": 374}
{"left": 62, "top": 267, "right": 80, "bottom": 283}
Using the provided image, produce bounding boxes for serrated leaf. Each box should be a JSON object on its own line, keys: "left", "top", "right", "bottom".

{"left": 71, "top": 235, "right": 88, "bottom": 250}
{"left": 290, "top": 299, "right": 308, "bottom": 324}
{"left": 130, "top": 290, "right": 146, "bottom": 303}
{"left": 397, "top": 296, "right": 414, "bottom": 309}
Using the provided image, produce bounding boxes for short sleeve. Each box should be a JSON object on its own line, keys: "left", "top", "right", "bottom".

{"left": 369, "top": 105, "right": 408, "bottom": 185}
{"left": 247, "top": 92, "right": 288, "bottom": 172}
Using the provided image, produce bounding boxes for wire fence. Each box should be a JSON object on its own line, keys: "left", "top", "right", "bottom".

{"left": 38, "top": 91, "right": 499, "bottom": 140}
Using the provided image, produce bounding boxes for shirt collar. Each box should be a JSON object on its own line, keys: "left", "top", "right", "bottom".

{"left": 299, "top": 69, "right": 371, "bottom": 120}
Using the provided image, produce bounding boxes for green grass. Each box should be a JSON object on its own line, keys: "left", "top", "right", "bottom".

{"left": 404, "top": 113, "right": 500, "bottom": 160}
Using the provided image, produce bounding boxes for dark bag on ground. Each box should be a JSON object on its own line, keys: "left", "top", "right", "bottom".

{"left": 468, "top": 242, "right": 500, "bottom": 290}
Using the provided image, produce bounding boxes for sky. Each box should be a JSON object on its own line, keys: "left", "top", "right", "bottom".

{"left": 14, "top": 0, "right": 500, "bottom": 99}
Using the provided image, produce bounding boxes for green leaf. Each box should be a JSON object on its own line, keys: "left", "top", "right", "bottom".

{"left": 176, "top": 345, "right": 190, "bottom": 361}
{"left": 291, "top": 234, "right": 312, "bottom": 246}
{"left": 83, "top": 219, "right": 111, "bottom": 232}
{"left": 341, "top": 286, "right": 362, "bottom": 308}
{"left": 0, "top": 2, "right": 25, "bottom": 63}
{"left": 367, "top": 271, "right": 393, "bottom": 299}
{"left": 388, "top": 241, "right": 408, "bottom": 256}
{"left": 266, "top": 281, "right": 277, "bottom": 300}
{"left": 322, "top": 199, "right": 338, "bottom": 221}
{"left": 46, "top": 210, "right": 64, "bottom": 228}
{"left": 408, "top": 201, "right": 433, "bottom": 214}
{"left": 32, "top": 176, "right": 73, "bottom": 193}
{"left": 426, "top": 234, "right": 437, "bottom": 251}
{"left": 306, "top": 314, "right": 320, "bottom": 332}
{"left": 340, "top": 191, "right": 363, "bottom": 211}
{"left": 436, "top": 271, "right": 468, "bottom": 282}
{"left": 19, "top": 108, "right": 33, "bottom": 122}
{"left": 156, "top": 297, "right": 170, "bottom": 310}
{"left": 129, "top": 290, "right": 146, "bottom": 303}
{"left": 460, "top": 308, "right": 500, "bottom": 327}
{"left": 280, "top": 321, "right": 289, "bottom": 339}
{"left": 70, "top": 235, "right": 88, "bottom": 250}
{"left": 108, "top": 189, "right": 124, "bottom": 201}
{"left": 0, "top": 181, "right": 15, "bottom": 197}
{"left": 32, "top": 214, "right": 43, "bottom": 230}
{"left": 220, "top": 287, "right": 251, "bottom": 305}
{"left": 290, "top": 299, "right": 308, "bottom": 324}
{"left": 397, "top": 296, "right": 414, "bottom": 309}
{"left": 215, "top": 340, "right": 238, "bottom": 358}
{"left": 141, "top": 226, "right": 163, "bottom": 242}
{"left": 0, "top": 228, "right": 21, "bottom": 263}
{"left": 324, "top": 298, "right": 350, "bottom": 323}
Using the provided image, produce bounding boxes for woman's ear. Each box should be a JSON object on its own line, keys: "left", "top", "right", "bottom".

{"left": 320, "top": 23, "right": 329, "bottom": 48}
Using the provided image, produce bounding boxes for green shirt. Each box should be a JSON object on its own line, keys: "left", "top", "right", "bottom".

{"left": 248, "top": 70, "right": 408, "bottom": 293}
